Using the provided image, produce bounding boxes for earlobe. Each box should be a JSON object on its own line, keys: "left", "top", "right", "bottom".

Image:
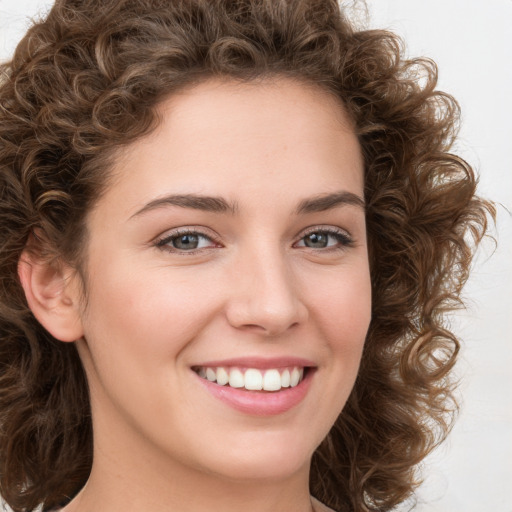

{"left": 17, "top": 250, "right": 84, "bottom": 343}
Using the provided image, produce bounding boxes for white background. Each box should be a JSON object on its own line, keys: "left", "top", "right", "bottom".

{"left": 1, "top": 1, "right": 511, "bottom": 511}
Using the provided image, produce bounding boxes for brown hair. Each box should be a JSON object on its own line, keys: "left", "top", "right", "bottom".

{"left": 0, "top": 1, "right": 493, "bottom": 511}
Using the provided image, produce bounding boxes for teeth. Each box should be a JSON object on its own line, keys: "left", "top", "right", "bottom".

{"left": 195, "top": 366, "right": 306, "bottom": 392}
{"left": 244, "top": 369, "right": 263, "bottom": 390}
{"left": 281, "top": 369, "right": 290, "bottom": 388}
{"left": 216, "top": 367, "right": 229, "bottom": 386}
{"left": 263, "top": 369, "right": 281, "bottom": 391}
{"left": 290, "top": 368, "right": 300, "bottom": 387}
{"left": 228, "top": 368, "right": 244, "bottom": 388}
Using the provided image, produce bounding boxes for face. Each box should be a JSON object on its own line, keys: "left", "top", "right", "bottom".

{"left": 74, "top": 77, "right": 371, "bottom": 484}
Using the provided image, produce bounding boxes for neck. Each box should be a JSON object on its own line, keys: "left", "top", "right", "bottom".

{"left": 67, "top": 471, "right": 317, "bottom": 512}
{"left": 62, "top": 410, "right": 316, "bottom": 512}
{"left": 65, "top": 464, "right": 316, "bottom": 512}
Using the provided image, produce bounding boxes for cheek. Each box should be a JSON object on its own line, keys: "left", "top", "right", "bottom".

{"left": 306, "top": 262, "right": 371, "bottom": 414}
{"left": 297, "top": 264, "right": 371, "bottom": 441}
{"left": 308, "top": 265, "right": 372, "bottom": 350}
{"left": 77, "top": 261, "right": 223, "bottom": 436}
{"left": 79, "top": 256, "right": 223, "bottom": 378}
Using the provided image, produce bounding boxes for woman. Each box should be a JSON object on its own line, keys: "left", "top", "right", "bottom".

{"left": 0, "top": 1, "right": 493, "bottom": 511}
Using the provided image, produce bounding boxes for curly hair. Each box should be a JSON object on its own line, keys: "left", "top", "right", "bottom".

{"left": 0, "top": 1, "right": 493, "bottom": 511}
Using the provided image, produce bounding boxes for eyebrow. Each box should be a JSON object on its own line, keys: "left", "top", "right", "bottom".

{"left": 131, "top": 194, "right": 239, "bottom": 218}
{"left": 295, "top": 191, "right": 365, "bottom": 214}
{"left": 130, "top": 190, "right": 365, "bottom": 219}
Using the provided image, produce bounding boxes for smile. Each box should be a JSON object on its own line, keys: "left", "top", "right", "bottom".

{"left": 193, "top": 366, "right": 305, "bottom": 392}
{"left": 192, "top": 357, "right": 316, "bottom": 415}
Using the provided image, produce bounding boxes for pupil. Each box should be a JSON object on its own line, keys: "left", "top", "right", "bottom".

{"left": 174, "top": 234, "right": 199, "bottom": 250}
{"left": 306, "top": 233, "right": 327, "bottom": 248}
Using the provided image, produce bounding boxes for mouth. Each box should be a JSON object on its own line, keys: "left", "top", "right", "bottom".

{"left": 191, "top": 357, "right": 316, "bottom": 415}
{"left": 192, "top": 365, "right": 308, "bottom": 392}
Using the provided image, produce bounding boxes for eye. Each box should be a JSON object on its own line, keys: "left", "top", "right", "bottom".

{"left": 155, "top": 229, "right": 219, "bottom": 252}
{"left": 295, "top": 228, "right": 353, "bottom": 250}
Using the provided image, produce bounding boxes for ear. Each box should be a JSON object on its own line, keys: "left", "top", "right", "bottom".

{"left": 18, "top": 248, "right": 84, "bottom": 343}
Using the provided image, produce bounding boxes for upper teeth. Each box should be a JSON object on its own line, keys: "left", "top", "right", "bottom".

{"left": 195, "top": 367, "right": 305, "bottom": 392}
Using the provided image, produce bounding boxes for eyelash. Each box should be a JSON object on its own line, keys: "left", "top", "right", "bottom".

{"left": 154, "top": 226, "right": 354, "bottom": 255}
{"left": 297, "top": 227, "right": 354, "bottom": 251}
{"left": 154, "top": 228, "right": 222, "bottom": 254}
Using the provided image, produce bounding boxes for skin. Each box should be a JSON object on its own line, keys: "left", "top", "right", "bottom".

{"left": 20, "top": 77, "right": 371, "bottom": 512}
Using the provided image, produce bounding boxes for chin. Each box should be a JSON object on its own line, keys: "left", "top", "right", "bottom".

{"left": 190, "top": 430, "right": 315, "bottom": 483}
{"left": 213, "top": 456, "right": 310, "bottom": 483}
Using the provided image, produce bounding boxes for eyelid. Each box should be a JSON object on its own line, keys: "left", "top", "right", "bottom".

{"left": 154, "top": 226, "right": 222, "bottom": 252}
{"left": 293, "top": 225, "right": 354, "bottom": 248}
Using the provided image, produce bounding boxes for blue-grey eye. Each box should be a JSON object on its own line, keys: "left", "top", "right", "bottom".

{"left": 296, "top": 229, "right": 352, "bottom": 249}
{"left": 172, "top": 234, "right": 200, "bottom": 250}
{"left": 156, "top": 231, "right": 215, "bottom": 252}
{"left": 303, "top": 232, "right": 329, "bottom": 248}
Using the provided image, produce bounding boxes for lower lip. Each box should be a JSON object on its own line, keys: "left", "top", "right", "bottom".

{"left": 195, "top": 369, "right": 315, "bottom": 416}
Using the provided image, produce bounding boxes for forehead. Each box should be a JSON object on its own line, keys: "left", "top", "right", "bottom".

{"left": 157, "top": 76, "right": 355, "bottom": 133}
{"left": 152, "top": 77, "right": 357, "bottom": 155}
{"left": 101, "top": 77, "right": 363, "bottom": 218}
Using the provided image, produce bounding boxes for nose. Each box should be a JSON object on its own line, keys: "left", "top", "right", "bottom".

{"left": 224, "top": 246, "right": 308, "bottom": 337}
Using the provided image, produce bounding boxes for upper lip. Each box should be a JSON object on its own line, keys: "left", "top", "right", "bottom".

{"left": 192, "top": 356, "right": 316, "bottom": 369}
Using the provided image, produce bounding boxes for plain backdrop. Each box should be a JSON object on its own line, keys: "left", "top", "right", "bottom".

{"left": 1, "top": 1, "right": 511, "bottom": 511}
